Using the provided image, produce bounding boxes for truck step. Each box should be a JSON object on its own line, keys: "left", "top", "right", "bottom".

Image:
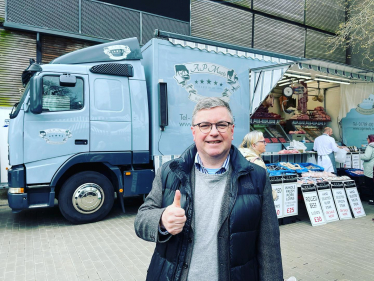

{"left": 29, "top": 204, "right": 50, "bottom": 208}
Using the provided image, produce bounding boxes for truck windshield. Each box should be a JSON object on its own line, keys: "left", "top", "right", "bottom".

{"left": 9, "top": 83, "right": 30, "bottom": 119}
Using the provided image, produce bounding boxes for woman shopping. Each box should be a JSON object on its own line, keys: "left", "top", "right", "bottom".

{"left": 239, "top": 130, "right": 276, "bottom": 200}
{"left": 361, "top": 134, "right": 374, "bottom": 205}
{"left": 238, "top": 130, "right": 267, "bottom": 168}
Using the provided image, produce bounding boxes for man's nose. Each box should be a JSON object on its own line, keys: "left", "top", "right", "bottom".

{"left": 210, "top": 125, "right": 219, "bottom": 135}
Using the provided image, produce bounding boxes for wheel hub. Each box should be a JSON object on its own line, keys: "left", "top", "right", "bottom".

{"left": 72, "top": 183, "right": 105, "bottom": 214}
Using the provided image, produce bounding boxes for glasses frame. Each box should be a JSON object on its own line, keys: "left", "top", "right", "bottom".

{"left": 256, "top": 140, "right": 267, "bottom": 144}
{"left": 192, "top": 121, "right": 233, "bottom": 134}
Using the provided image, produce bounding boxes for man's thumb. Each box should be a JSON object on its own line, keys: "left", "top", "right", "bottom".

{"left": 173, "top": 190, "right": 181, "bottom": 208}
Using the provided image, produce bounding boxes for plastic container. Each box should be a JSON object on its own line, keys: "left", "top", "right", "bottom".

{"left": 299, "top": 163, "right": 324, "bottom": 172}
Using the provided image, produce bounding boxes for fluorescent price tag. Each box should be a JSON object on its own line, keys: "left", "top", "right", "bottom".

{"left": 272, "top": 183, "right": 283, "bottom": 218}
{"left": 317, "top": 188, "right": 339, "bottom": 222}
{"left": 332, "top": 188, "right": 352, "bottom": 219}
{"left": 283, "top": 182, "right": 298, "bottom": 217}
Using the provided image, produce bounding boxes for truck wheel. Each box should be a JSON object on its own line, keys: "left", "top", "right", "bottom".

{"left": 59, "top": 171, "right": 114, "bottom": 223}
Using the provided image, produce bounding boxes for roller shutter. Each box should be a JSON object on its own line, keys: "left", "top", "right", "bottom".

{"left": 41, "top": 35, "right": 96, "bottom": 64}
{"left": 253, "top": 0, "right": 304, "bottom": 23}
{"left": 254, "top": 15, "right": 305, "bottom": 57}
{"left": 305, "top": 0, "right": 345, "bottom": 33}
{"left": 191, "top": 0, "right": 253, "bottom": 48}
{"left": 305, "top": 29, "right": 345, "bottom": 63}
{"left": 0, "top": 0, "right": 5, "bottom": 19}
{"left": 0, "top": 29, "right": 36, "bottom": 107}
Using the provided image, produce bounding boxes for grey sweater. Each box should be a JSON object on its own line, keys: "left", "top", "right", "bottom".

{"left": 187, "top": 168, "right": 229, "bottom": 281}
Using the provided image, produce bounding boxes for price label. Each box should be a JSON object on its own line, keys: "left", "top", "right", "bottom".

{"left": 302, "top": 189, "right": 326, "bottom": 226}
{"left": 317, "top": 188, "right": 339, "bottom": 222}
{"left": 345, "top": 187, "right": 366, "bottom": 218}
{"left": 283, "top": 182, "right": 298, "bottom": 217}
{"left": 331, "top": 188, "right": 352, "bottom": 220}
{"left": 272, "top": 183, "right": 283, "bottom": 218}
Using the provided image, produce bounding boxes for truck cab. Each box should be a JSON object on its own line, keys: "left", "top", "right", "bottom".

{"left": 7, "top": 38, "right": 152, "bottom": 223}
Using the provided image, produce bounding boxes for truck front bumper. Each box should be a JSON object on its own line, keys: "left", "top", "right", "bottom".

{"left": 7, "top": 165, "right": 55, "bottom": 212}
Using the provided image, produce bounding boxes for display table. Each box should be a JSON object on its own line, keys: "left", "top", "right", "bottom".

{"left": 263, "top": 151, "right": 316, "bottom": 164}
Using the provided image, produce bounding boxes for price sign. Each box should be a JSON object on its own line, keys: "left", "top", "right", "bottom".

{"left": 302, "top": 185, "right": 326, "bottom": 226}
{"left": 317, "top": 188, "right": 339, "bottom": 222}
{"left": 272, "top": 183, "right": 283, "bottom": 218}
{"left": 345, "top": 187, "right": 366, "bottom": 218}
{"left": 283, "top": 182, "right": 298, "bottom": 217}
{"left": 331, "top": 187, "right": 352, "bottom": 220}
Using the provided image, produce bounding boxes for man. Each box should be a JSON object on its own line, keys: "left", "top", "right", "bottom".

{"left": 313, "top": 127, "right": 340, "bottom": 173}
{"left": 134, "top": 97, "right": 283, "bottom": 281}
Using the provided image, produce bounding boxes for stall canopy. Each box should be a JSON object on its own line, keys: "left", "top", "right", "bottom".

{"left": 249, "top": 59, "right": 374, "bottom": 116}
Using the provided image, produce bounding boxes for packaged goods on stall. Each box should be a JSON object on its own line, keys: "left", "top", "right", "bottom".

{"left": 278, "top": 149, "right": 300, "bottom": 154}
{"left": 310, "top": 107, "right": 331, "bottom": 121}
{"left": 251, "top": 105, "right": 281, "bottom": 119}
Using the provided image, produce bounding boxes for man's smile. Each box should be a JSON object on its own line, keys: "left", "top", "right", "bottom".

{"left": 206, "top": 140, "right": 222, "bottom": 144}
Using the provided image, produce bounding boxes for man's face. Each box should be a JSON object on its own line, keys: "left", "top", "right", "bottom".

{"left": 191, "top": 106, "right": 234, "bottom": 164}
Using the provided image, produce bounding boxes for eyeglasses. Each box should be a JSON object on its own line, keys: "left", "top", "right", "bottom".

{"left": 193, "top": 121, "right": 233, "bottom": 134}
{"left": 256, "top": 140, "right": 267, "bottom": 144}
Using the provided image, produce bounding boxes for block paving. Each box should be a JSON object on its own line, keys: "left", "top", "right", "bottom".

{"left": 0, "top": 190, "right": 373, "bottom": 281}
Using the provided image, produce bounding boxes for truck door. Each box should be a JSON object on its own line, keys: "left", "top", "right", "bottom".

{"left": 89, "top": 73, "right": 132, "bottom": 152}
{"left": 23, "top": 74, "right": 89, "bottom": 170}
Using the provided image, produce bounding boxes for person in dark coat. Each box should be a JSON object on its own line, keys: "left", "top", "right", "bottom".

{"left": 134, "top": 97, "right": 283, "bottom": 281}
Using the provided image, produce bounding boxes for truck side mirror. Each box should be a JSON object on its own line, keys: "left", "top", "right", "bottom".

{"left": 158, "top": 82, "right": 168, "bottom": 131}
{"left": 60, "top": 74, "right": 76, "bottom": 87}
{"left": 29, "top": 75, "right": 43, "bottom": 114}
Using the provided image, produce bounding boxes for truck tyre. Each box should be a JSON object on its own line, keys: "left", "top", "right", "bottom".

{"left": 58, "top": 171, "right": 114, "bottom": 223}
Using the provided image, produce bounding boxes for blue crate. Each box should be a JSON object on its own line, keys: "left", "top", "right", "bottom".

{"left": 266, "top": 163, "right": 294, "bottom": 175}
{"left": 278, "top": 162, "right": 308, "bottom": 174}
{"left": 344, "top": 168, "right": 364, "bottom": 177}
{"left": 299, "top": 163, "right": 324, "bottom": 172}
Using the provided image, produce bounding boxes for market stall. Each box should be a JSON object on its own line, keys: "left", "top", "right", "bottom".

{"left": 249, "top": 59, "right": 374, "bottom": 184}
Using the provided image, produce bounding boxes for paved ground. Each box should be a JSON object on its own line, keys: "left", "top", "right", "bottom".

{"left": 0, "top": 189, "right": 373, "bottom": 281}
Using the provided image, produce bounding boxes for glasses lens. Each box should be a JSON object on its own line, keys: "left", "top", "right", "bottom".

{"left": 216, "top": 122, "right": 229, "bottom": 132}
{"left": 199, "top": 123, "right": 212, "bottom": 133}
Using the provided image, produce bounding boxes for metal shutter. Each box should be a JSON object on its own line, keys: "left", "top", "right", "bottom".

{"left": 81, "top": 0, "right": 140, "bottom": 41}
{"left": 141, "top": 13, "right": 190, "bottom": 45}
{"left": 0, "top": 0, "right": 5, "bottom": 19}
{"left": 6, "top": 0, "right": 79, "bottom": 33}
{"left": 224, "top": 0, "right": 251, "bottom": 9}
{"left": 191, "top": 0, "right": 253, "bottom": 48}
{"left": 41, "top": 35, "right": 97, "bottom": 64}
{"left": 351, "top": 50, "right": 374, "bottom": 71}
{"left": 0, "top": 28, "right": 36, "bottom": 107}
{"left": 253, "top": 0, "right": 304, "bottom": 23}
{"left": 305, "top": 0, "right": 345, "bottom": 33}
{"left": 305, "top": 29, "right": 345, "bottom": 63}
{"left": 254, "top": 15, "right": 305, "bottom": 57}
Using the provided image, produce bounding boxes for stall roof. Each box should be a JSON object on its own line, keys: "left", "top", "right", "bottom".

{"left": 249, "top": 59, "right": 374, "bottom": 115}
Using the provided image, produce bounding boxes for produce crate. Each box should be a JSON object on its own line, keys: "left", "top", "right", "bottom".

{"left": 266, "top": 163, "right": 295, "bottom": 176}
{"left": 344, "top": 168, "right": 364, "bottom": 177}
{"left": 299, "top": 163, "right": 324, "bottom": 172}
{"left": 278, "top": 162, "right": 308, "bottom": 174}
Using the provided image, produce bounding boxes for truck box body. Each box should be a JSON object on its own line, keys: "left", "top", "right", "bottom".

{"left": 142, "top": 38, "right": 274, "bottom": 166}
{"left": 6, "top": 33, "right": 286, "bottom": 223}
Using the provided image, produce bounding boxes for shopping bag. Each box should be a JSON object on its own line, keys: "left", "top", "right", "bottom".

{"left": 335, "top": 148, "right": 347, "bottom": 163}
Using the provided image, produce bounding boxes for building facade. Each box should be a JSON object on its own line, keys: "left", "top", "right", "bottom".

{"left": 0, "top": 0, "right": 371, "bottom": 107}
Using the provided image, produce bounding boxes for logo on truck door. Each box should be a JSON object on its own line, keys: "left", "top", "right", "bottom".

{"left": 39, "top": 129, "right": 72, "bottom": 145}
{"left": 173, "top": 62, "right": 240, "bottom": 103}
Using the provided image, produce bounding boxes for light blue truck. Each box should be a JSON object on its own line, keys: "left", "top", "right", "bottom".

{"left": 7, "top": 30, "right": 292, "bottom": 223}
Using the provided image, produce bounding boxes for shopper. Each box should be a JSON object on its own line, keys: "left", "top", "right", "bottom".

{"left": 134, "top": 97, "right": 283, "bottom": 281}
{"left": 238, "top": 130, "right": 267, "bottom": 168}
{"left": 361, "top": 134, "right": 374, "bottom": 205}
{"left": 313, "top": 127, "right": 340, "bottom": 173}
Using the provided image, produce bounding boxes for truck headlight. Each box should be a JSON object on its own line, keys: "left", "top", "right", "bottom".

{"left": 8, "top": 188, "right": 24, "bottom": 194}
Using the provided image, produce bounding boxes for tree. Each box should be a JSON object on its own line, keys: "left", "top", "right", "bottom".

{"left": 327, "top": 0, "right": 374, "bottom": 65}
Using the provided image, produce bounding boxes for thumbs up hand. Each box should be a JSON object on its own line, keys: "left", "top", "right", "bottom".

{"left": 161, "top": 190, "right": 187, "bottom": 235}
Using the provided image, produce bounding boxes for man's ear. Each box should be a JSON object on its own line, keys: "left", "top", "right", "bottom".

{"left": 191, "top": 126, "right": 196, "bottom": 141}
{"left": 231, "top": 124, "right": 234, "bottom": 140}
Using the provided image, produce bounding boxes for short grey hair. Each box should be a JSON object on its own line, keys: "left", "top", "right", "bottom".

{"left": 191, "top": 97, "right": 234, "bottom": 124}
